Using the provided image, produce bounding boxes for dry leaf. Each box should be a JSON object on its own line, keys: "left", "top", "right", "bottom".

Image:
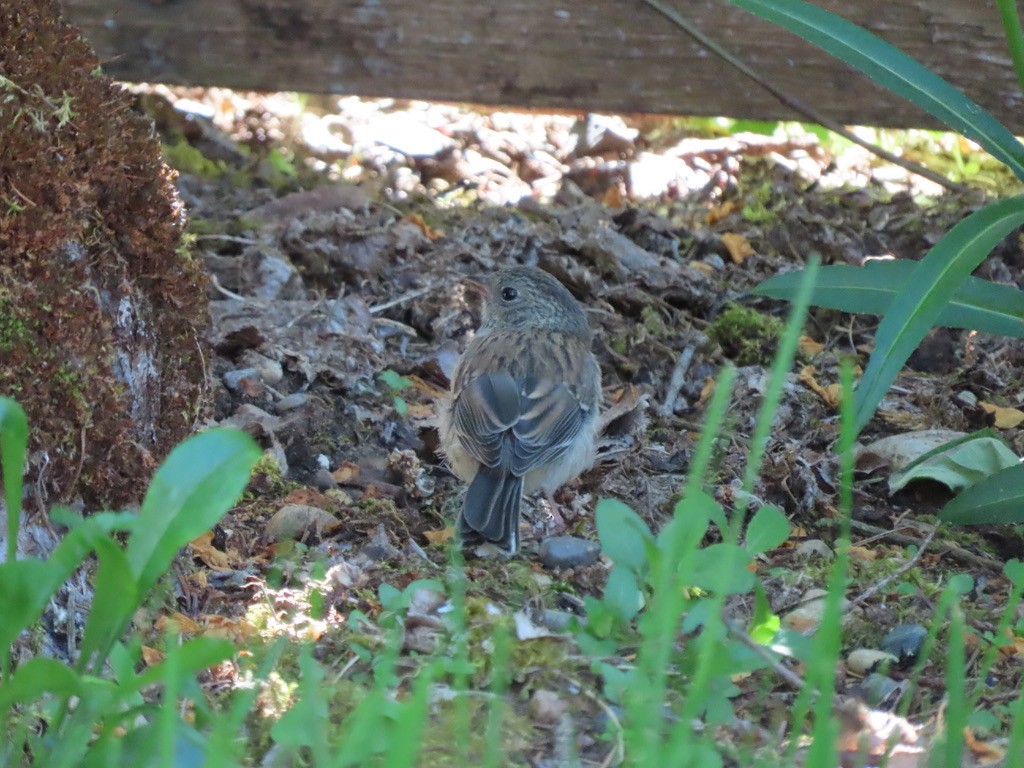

{"left": 965, "top": 727, "right": 1005, "bottom": 760}
{"left": 688, "top": 260, "right": 715, "bottom": 276}
{"left": 720, "top": 232, "right": 755, "bottom": 264}
{"left": 332, "top": 461, "right": 360, "bottom": 484}
{"left": 404, "top": 212, "right": 444, "bottom": 240}
{"left": 282, "top": 487, "right": 338, "bottom": 509}
{"left": 423, "top": 527, "right": 455, "bottom": 544}
{"left": 408, "top": 374, "right": 448, "bottom": 399}
{"left": 189, "top": 531, "right": 231, "bottom": 570}
{"left": 156, "top": 612, "right": 202, "bottom": 634}
{"left": 404, "top": 403, "right": 435, "bottom": 419}
{"left": 799, "top": 335, "right": 825, "bottom": 356}
{"left": 141, "top": 646, "right": 164, "bottom": 666}
{"left": 706, "top": 200, "right": 736, "bottom": 225}
{"left": 798, "top": 365, "right": 841, "bottom": 408}
{"left": 697, "top": 376, "right": 716, "bottom": 407}
{"left": 201, "top": 615, "right": 259, "bottom": 642}
{"left": 601, "top": 183, "right": 625, "bottom": 208}
{"left": 980, "top": 401, "right": 1024, "bottom": 429}
{"left": 848, "top": 546, "right": 877, "bottom": 562}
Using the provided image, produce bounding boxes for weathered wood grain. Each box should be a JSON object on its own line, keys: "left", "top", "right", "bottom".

{"left": 59, "top": 0, "right": 1024, "bottom": 131}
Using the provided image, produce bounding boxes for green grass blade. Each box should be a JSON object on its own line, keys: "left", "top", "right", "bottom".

{"left": 997, "top": 0, "right": 1024, "bottom": 96}
{"left": 0, "top": 397, "right": 28, "bottom": 565}
{"left": 126, "top": 428, "right": 259, "bottom": 598}
{"left": 755, "top": 261, "right": 1024, "bottom": 338}
{"left": 730, "top": 0, "right": 1024, "bottom": 179}
{"left": 853, "top": 196, "right": 1024, "bottom": 431}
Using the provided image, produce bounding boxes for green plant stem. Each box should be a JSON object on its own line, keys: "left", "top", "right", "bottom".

{"left": 629, "top": 366, "right": 736, "bottom": 764}
{"left": 997, "top": 0, "right": 1024, "bottom": 96}
{"left": 639, "top": 0, "right": 960, "bottom": 191}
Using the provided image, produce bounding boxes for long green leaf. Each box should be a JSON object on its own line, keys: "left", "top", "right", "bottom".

{"left": 0, "top": 398, "right": 28, "bottom": 564}
{"left": 854, "top": 196, "right": 1024, "bottom": 431}
{"left": 941, "top": 463, "right": 1024, "bottom": 525}
{"left": 730, "top": 0, "right": 1024, "bottom": 180}
{"left": 126, "top": 428, "right": 259, "bottom": 599}
{"left": 755, "top": 261, "right": 1024, "bottom": 338}
{"left": 77, "top": 538, "right": 138, "bottom": 674}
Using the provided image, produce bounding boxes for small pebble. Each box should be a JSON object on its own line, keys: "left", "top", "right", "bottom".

{"left": 362, "top": 523, "right": 399, "bottom": 561}
{"left": 849, "top": 672, "right": 904, "bottom": 709}
{"left": 704, "top": 253, "right": 726, "bottom": 270}
{"left": 955, "top": 390, "right": 978, "bottom": 407}
{"left": 312, "top": 468, "right": 338, "bottom": 491}
{"left": 265, "top": 504, "right": 336, "bottom": 542}
{"left": 240, "top": 351, "right": 284, "bottom": 385}
{"left": 847, "top": 648, "right": 898, "bottom": 675}
{"left": 223, "top": 367, "right": 260, "bottom": 393}
{"left": 539, "top": 609, "right": 579, "bottom": 632}
{"left": 274, "top": 392, "right": 308, "bottom": 413}
{"left": 880, "top": 624, "right": 928, "bottom": 667}
{"left": 529, "top": 690, "right": 569, "bottom": 725}
{"left": 794, "top": 539, "right": 835, "bottom": 561}
{"left": 539, "top": 536, "right": 601, "bottom": 570}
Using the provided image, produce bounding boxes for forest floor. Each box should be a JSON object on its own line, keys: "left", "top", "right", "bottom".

{"left": 143, "top": 86, "right": 1024, "bottom": 765}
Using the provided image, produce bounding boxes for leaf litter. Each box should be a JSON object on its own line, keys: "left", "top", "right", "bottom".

{"left": 137, "top": 86, "right": 1024, "bottom": 764}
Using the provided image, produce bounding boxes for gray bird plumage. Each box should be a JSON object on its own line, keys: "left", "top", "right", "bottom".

{"left": 438, "top": 266, "right": 601, "bottom": 555}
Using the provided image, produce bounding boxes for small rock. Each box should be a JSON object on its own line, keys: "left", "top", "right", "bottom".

{"left": 529, "top": 690, "right": 569, "bottom": 725}
{"left": 781, "top": 588, "right": 850, "bottom": 633}
{"left": 539, "top": 536, "right": 601, "bottom": 570}
{"left": 275, "top": 392, "right": 309, "bottom": 413}
{"left": 849, "top": 672, "right": 905, "bottom": 709}
{"left": 312, "top": 468, "right": 338, "bottom": 491}
{"left": 880, "top": 624, "right": 928, "bottom": 667}
{"left": 265, "top": 504, "right": 337, "bottom": 542}
{"left": 223, "top": 403, "right": 279, "bottom": 432}
{"left": 243, "top": 247, "right": 304, "bottom": 300}
{"left": 794, "top": 539, "right": 835, "bottom": 561}
{"left": 847, "top": 648, "right": 899, "bottom": 675}
{"left": 514, "top": 611, "right": 560, "bottom": 640}
{"left": 703, "top": 253, "right": 726, "bottom": 271}
{"left": 223, "top": 367, "right": 260, "bottom": 394}
{"left": 538, "top": 609, "right": 579, "bottom": 632}
{"left": 955, "top": 390, "right": 978, "bottom": 408}
{"left": 326, "top": 559, "right": 365, "bottom": 590}
{"left": 240, "top": 350, "right": 284, "bottom": 385}
{"left": 362, "top": 523, "right": 400, "bottom": 561}
{"left": 274, "top": 397, "right": 305, "bottom": 415}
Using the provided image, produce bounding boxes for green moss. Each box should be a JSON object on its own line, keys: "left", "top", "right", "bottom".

{"left": 740, "top": 179, "right": 777, "bottom": 224}
{"left": 0, "top": 301, "right": 34, "bottom": 353}
{"left": 708, "top": 303, "right": 785, "bottom": 366}
{"left": 161, "top": 139, "right": 225, "bottom": 178}
{"left": 641, "top": 306, "right": 669, "bottom": 337}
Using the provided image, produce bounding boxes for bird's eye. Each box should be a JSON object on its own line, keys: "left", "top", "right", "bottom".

{"left": 501, "top": 286, "right": 518, "bottom": 302}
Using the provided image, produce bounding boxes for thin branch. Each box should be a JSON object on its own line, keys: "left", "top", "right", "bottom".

{"left": 847, "top": 524, "right": 938, "bottom": 609}
{"left": 640, "top": 0, "right": 962, "bottom": 193}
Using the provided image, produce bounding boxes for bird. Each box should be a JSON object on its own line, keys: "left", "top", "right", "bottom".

{"left": 438, "top": 265, "right": 602, "bottom": 555}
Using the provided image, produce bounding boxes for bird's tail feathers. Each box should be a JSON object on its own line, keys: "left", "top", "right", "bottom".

{"left": 459, "top": 470, "right": 523, "bottom": 554}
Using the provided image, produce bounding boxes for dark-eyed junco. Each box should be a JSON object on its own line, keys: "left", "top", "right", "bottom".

{"left": 438, "top": 266, "right": 602, "bottom": 554}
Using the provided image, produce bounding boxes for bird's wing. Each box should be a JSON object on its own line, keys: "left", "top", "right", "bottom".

{"left": 452, "top": 370, "right": 588, "bottom": 477}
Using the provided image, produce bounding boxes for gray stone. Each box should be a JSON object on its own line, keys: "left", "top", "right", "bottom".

{"left": 539, "top": 536, "right": 601, "bottom": 570}
{"left": 312, "top": 468, "right": 338, "bottom": 491}
{"left": 266, "top": 504, "right": 336, "bottom": 542}
{"left": 275, "top": 392, "right": 309, "bottom": 412}
{"left": 223, "top": 367, "right": 260, "bottom": 393}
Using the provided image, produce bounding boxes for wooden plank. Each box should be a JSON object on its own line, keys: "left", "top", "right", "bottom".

{"left": 59, "top": 0, "right": 1024, "bottom": 132}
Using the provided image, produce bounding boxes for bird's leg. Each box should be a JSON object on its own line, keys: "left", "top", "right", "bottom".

{"left": 529, "top": 489, "right": 567, "bottom": 537}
